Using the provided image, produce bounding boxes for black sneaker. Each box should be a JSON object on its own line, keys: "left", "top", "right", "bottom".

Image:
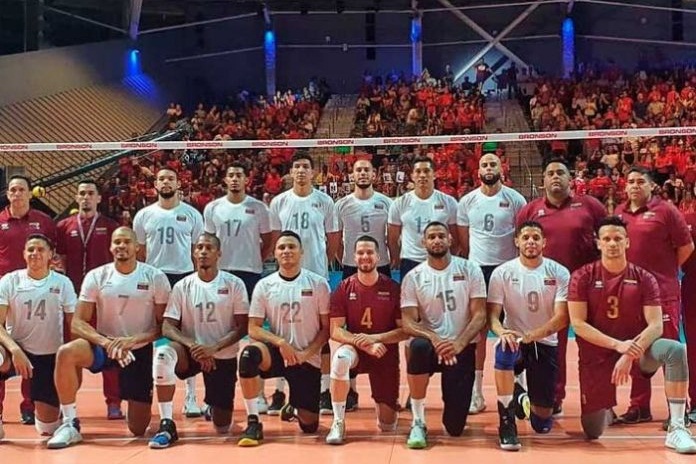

{"left": 319, "top": 390, "right": 332, "bottom": 415}
{"left": 552, "top": 402, "right": 563, "bottom": 417}
{"left": 498, "top": 402, "right": 521, "bottom": 451}
{"left": 513, "top": 382, "right": 529, "bottom": 420}
{"left": 346, "top": 389, "right": 359, "bottom": 412}
{"left": 21, "top": 410, "right": 35, "bottom": 425}
{"left": 148, "top": 419, "right": 179, "bottom": 449}
{"left": 689, "top": 408, "right": 696, "bottom": 425}
{"left": 237, "top": 416, "right": 264, "bottom": 447}
{"left": 267, "top": 390, "right": 286, "bottom": 416}
{"left": 618, "top": 406, "right": 652, "bottom": 424}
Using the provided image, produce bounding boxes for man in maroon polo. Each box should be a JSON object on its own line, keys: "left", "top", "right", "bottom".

{"left": 614, "top": 167, "right": 694, "bottom": 425}
{"left": 516, "top": 158, "right": 606, "bottom": 416}
{"left": 55, "top": 179, "right": 122, "bottom": 420}
{"left": 681, "top": 210, "right": 696, "bottom": 423}
{"left": 0, "top": 175, "right": 57, "bottom": 425}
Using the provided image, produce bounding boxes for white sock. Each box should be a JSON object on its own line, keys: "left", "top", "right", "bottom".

{"left": 275, "top": 378, "right": 286, "bottom": 392}
{"left": 0, "top": 351, "right": 4, "bottom": 367}
{"left": 60, "top": 403, "right": 77, "bottom": 422}
{"left": 321, "top": 374, "right": 330, "bottom": 392}
{"left": 516, "top": 371, "right": 528, "bottom": 390}
{"left": 244, "top": 398, "right": 259, "bottom": 417}
{"left": 332, "top": 401, "right": 346, "bottom": 420}
{"left": 185, "top": 376, "right": 197, "bottom": 398}
{"left": 349, "top": 377, "right": 357, "bottom": 391}
{"left": 498, "top": 395, "right": 513, "bottom": 408}
{"left": 411, "top": 398, "right": 425, "bottom": 425}
{"left": 474, "top": 370, "right": 483, "bottom": 395}
{"left": 669, "top": 399, "right": 687, "bottom": 428}
{"left": 158, "top": 402, "right": 173, "bottom": 420}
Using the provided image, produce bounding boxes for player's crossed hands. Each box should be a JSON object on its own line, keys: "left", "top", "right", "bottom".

{"left": 10, "top": 347, "right": 33, "bottom": 379}
{"left": 105, "top": 337, "right": 137, "bottom": 368}
{"left": 354, "top": 334, "right": 387, "bottom": 358}
{"left": 614, "top": 336, "right": 644, "bottom": 359}
{"left": 190, "top": 343, "right": 218, "bottom": 372}
{"left": 433, "top": 338, "right": 465, "bottom": 366}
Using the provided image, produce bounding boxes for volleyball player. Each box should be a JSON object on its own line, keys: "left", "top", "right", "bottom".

{"left": 133, "top": 168, "right": 204, "bottom": 417}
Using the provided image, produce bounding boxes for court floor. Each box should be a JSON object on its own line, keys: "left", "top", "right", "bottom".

{"left": 0, "top": 340, "right": 690, "bottom": 464}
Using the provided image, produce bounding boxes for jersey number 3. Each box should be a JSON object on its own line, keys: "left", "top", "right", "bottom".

{"left": 606, "top": 296, "right": 620, "bottom": 319}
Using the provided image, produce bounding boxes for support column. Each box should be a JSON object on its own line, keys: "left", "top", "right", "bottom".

{"left": 411, "top": 0, "right": 422, "bottom": 78}
{"left": 129, "top": 0, "right": 143, "bottom": 41}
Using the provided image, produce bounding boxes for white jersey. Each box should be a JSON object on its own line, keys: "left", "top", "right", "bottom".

{"left": 335, "top": 192, "right": 392, "bottom": 267}
{"left": 133, "top": 202, "right": 204, "bottom": 274}
{"left": 203, "top": 196, "right": 271, "bottom": 274}
{"left": 80, "top": 262, "right": 171, "bottom": 349}
{"left": 164, "top": 271, "right": 250, "bottom": 359}
{"left": 269, "top": 189, "right": 339, "bottom": 279}
{"left": 487, "top": 257, "right": 570, "bottom": 346}
{"left": 457, "top": 186, "right": 527, "bottom": 266}
{"left": 388, "top": 190, "right": 458, "bottom": 262}
{"left": 401, "top": 257, "right": 487, "bottom": 342}
{"left": 0, "top": 270, "right": 76, "bottom": 355}
{"left": 249, "top": 269, "right": 330, "bottom": 368}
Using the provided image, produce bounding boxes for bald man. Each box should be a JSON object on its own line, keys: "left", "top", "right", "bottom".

{"left": 457, "top": 153, "right": 527, "bottom": 413}
{"left": 47, "top": 227, "right": 171, "bottom": 449}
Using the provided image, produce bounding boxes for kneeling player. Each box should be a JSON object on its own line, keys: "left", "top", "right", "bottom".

{"left": 149, "top": 233, "right": 249, "bottom": 448}
{"left": 326, "top": 236, "right": 405, "bottom": 445}
{"left": 0, "top": 235, "right": 77, "bottom": 440}
{"left": 487, "top": 221, "right": 570, "bottom": 450}
{"left": 237, "top": 231, "right": 330, "bottom": 447}
{"left": 569, "top": 216, "right": 696, "bottom": 454}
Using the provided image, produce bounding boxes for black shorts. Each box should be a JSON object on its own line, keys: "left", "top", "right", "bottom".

{"left": 165, "top": 272, "right": 191, "bottom": 288}
{"left": 176, "top": 354, "right": 238, "bottom": 410}
{"left": 225, "top": 270, "right": 262, "bottom": 302}
{"left": 407, "top": 337, "right": 476, "bottom": 435}
{"left": 259, "top": 343, "right": 321, "bottom": 414}
{"left": 0, "top": 352, "right": 58, "bottom": 407}
{"left": 516, "top": 342, "right": 558, "bottom": 409}
{"left": 480, "top": 264, "right": 502, "bottom": 323}
{"left": 399, "top": 259, "right": 421, "bottom": 282}
{"left": 89, "top": 344, "right": 153, "bottom": 404}
{"left": 342, "top": 265, "right": 392, "bottom": 280}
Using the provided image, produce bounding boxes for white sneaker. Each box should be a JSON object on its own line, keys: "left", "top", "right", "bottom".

{"left": 257, "top": 394, "right": 269, "bottom": 415}
{"left": 469, "top": 393, "right": 486, "bottom": 414}
{"left": 666, "top": 425, "right": 696, "bottom": 454}
{"left": 47, "top": 420, "right": 83, "bottom": 449}
{"left": 183, "top": 395, "right": 202, "bottom": 418}
{"left": 325, "top": 420, "right": 345, "bottom": 445}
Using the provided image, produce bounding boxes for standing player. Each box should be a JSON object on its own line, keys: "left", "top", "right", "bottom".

{"left": 149, "top": 233, "right": 249, "bottom": 448}
{"left": 400, "top": 222, "right": 487, "bottom": 449}
{"left": 326, "top": 236, "right": 404, "bottom": 445}
{"left": 614, "top": 167, "right": 693, "bottom": 425}
{"left": 133, "top": 168, "right": 204, "bottom": 417}
{"left": 0, "top": 235, "right": 76, "bottom": 440}
{"left": 457, "top": 153, "right": 527, "bottom": 414}
{"left": 568, "top": 216, "right": 696, "bottom": 454}
{"left": 516, "top": 158, "right": 606, "bottom": 416}
{"left": 47, "top": 227, "right": 170, "bottom": 449}
{"left": 681, "top": 210, "right": 696, "bottom": 422}
{"left": 0, "top": 175, "right": 57, "bottom": 426}
{"left": 269, "top": 153, "right": 339, "bottom": 413}
{"left": 203, "top": 163, "right": 273, "bottom": 413}
{"left": 236, "top": 231, "right": 330, "bottom": 447}
{"left": 487, "top": 221, "right": 570, "bottom": 451}
{"left": 55, "top": 180, "right": 122, "bottom": 420}
{"left": 334, "top": 158, "right": 393, "bottom": 411}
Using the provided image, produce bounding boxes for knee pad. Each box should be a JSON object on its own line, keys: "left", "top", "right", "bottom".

{"left": 407, "top": 338, "right": 433, "bottom": 375}
{"left": 153, "top": 344, "right": 177, "bottom": 386}
{"left": 299, "top": 420, "right": 319, "bottom": 433}
{"left": 330, "top": 346, "right": 355, "bottom": 381}
{"left": 530, "top": 412, "right": 553, "bottom": 434}
{"left": 494, "top": 342, "right": 520, "bottom": 371}
{"left": 239, "top": 345, "right": 262, "bottom": 378}
{"left": 35, "top": 418, "right": 61, "bottom": 436}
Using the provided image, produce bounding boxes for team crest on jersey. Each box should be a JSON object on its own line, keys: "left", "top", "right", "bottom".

{"left": 137, "top": 283, "right": 149, "bottom": 291}
{"left": 374, "top": 204, "right": 384, "bottom": 210}
{"left": 245, "top": 208, "right": 255, "bottom": 215}
{"left": 453, "top": 274, "right": 466, "bottom": 281}
{"left": 434, "top": 204, "right": 445, "bottom": 210}
{"left": 312, "top": 203, "right": 321, "bottom": 208}
{"left": 0, "top": 223, "right": 8, "bottom": 230}
{"left": 301, "top": 289, "right": 313, "bottom": 297}
{"left": 29, "top": 222, "right": 40, "bottom": 230}
{"left": 49, "top": 287, "right": 61, "bottom": 294}
{"left": 176, "top": 215, "right": 187, "bottom": 222}
{"left": 570, "top": 202, "right": 583, "bottom": 208}
{"left": 537, "top": 209, "right": 545, "bottom": 217}
{"left": 643, "top": 212, "right": 656, "bottom": 219}
{"left": 594, "top": 281, "right": 604, "bottom": 288}
{"left": 544, "top": 278, "right": 556, "bottom": 286}
{"left": 218, "top": 288, "right": 230, "bottom": 295}
{"left": 70, "top": 230, "right": 79, "bottom": 237}
{"left": 377, "top": 291, "right": 391, "bottom": 298}
{"left": 348, "top": 292, "right": 357, "bottom": 300}
{"left": 499, "top": 201, "right": 510, "bottom": 208}
{"left": 511, "top": 278, "right": 520, "bottom": 284}
{"left": 623, "top": 279, "right": 638, "bottom": 285}
{"left": 96, "top": 227, "right": 108, "bottom": 234}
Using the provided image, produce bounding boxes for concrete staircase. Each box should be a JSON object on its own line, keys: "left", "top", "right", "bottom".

{"left": 483, "top": 97, "right": 543, "bottom": 199}
{"left": 309, "top": 94, "right": 358, "bottom": 167}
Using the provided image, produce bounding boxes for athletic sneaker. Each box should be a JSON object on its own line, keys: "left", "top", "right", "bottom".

{"left": 513, "top": 382, "right": 530, "bottom": 420}
{"left": 107, "top": 404, "right": 124, "bottom": 420}
{"left": 319, "top": 390, "right": 333, "bottom": 415}
{"left": 469, "top": 392, "right": 486, "bottom": 414}
{"left": 662, "top": 414, "right": 691, "bottom": 432}
{"left": 552, "top": 401, "right": 564, "bottom": 417}
{"left": 183, "top": 394, "right": 202, "bottom": 418}
{"left": 202, "top": 403, "right": 212, "bottom": 421}
{"left": 47, "top": 419, "right": 82, "bottom": 449}
{"left": 21, "top": 409, "right": 35, "bottom": 425}
{"left": 149, "top": 419, "right": 179, "bottom": 449}
{"left": 666, "top": 424, "right": 696, "bottom": 454}
{"left": 407, "top": 420, "right": 428, "bottom": 449}
{"left": 689, "top": 408, "right": 696, "bottom": 425}
{"left": 617, "top": 406, "right": 652, "bottom": 424}
{"left": 325, "top": 419, "right": 346, "bottom": 445}
{"left": 238, "top": 416, "right": 264, "bottom": 447}
{"left": 267, "top": 390, "right": 286, "bottom": 416}
{"left": 346, "top": 389, "right": 359, "bottom": 412}
{"left": 280, "top": 403, "right": 296, "bottom": 422}
{"left": 257, "top": 394, "right": 269, "bottom": 415}
{"left": 498, "top": 402, "right": 521, "bottom": 451}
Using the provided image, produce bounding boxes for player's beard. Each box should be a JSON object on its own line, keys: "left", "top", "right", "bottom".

{"left": 158, "top": 189, "right": 176, "bottom": 199}
{"left": 479, "top": 173, "right": 500, "bottom": 186}
{"left": 358, "top": 262, "right": 376, "bottom": 273}
{"left": 356, "top": 180, "right": 372, "bottom": 190}
{"left": 427, "top": 248, "right": 448, "bottom": 259}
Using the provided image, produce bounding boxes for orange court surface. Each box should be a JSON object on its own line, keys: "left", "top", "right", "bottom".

{"left": 0, "top": 339, "right": 688, "bottom": 464}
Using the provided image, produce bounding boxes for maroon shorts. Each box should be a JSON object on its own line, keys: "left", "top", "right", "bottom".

{"left": 351, "top": 347, "right": 400, "bottom": 411}
{"left": 661, "top": 300, "right": 681, "bottom": 341}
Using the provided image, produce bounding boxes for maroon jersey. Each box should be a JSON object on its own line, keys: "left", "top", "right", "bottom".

{"left": 569, "top": 261, "right": 661, "bottom": 364}
{"left": 0, "top": 207, "right": 56, "bottom": 276}
{"left": 516, "top": 194, "right": 606, "bottom": 272}
{"left": 56, "top": 213, "right": 119, "bottom": 291}
{"left": 330, "top": 274, "right": 401, "bottom": 339}
{"left": 615, "top": 197, "right": 692, "bottom": 302}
